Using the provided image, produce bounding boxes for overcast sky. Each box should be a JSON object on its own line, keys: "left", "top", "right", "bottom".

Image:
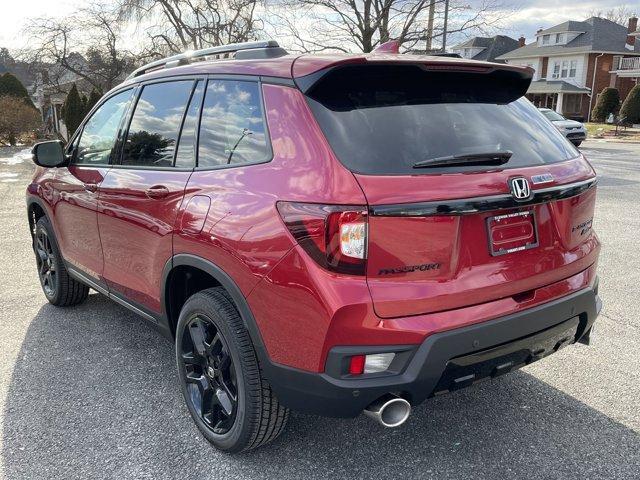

{"left": 1, "top": 0, "right": 637, "bottom": 52}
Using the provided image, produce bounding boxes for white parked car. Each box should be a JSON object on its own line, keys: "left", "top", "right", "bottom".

{"left": 539, "top": 108, "right": 587, "bottom": 147}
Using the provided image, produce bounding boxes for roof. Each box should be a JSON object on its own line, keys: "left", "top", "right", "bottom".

{"left": 497, "top": 17, "right": 640, "bottom": 60}
{"left": 453, "top": 36, "right": 520, "bottom": 62}
{"left": 527, "top": 80, "right": 591, "bottom": 94}
{"left": 119, "top": 51, "right": 532, "bottom": 88}
{"left": 539, "top": 21, "right": 588, "bottom": 35}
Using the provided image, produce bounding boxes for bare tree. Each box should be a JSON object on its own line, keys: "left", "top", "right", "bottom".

{"left": 589, "top": 5, "right": 637, "bottom": 27}
{"left": 265, "top": 0, "right": 512, "bottom": 53}
{"left": 22, "top": 2, "right": 135, "bottom": 93}
{"left": 117, "top": 0, "right": 262, "bottom": 57}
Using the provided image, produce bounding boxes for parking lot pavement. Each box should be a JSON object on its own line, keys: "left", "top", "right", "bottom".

{"left": 0, "top": 141, "right": 639, "bottom": 480}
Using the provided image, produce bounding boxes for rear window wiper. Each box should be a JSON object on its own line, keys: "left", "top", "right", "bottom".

{"left": 412, "top": 151, "right": 513, "bottom": 169}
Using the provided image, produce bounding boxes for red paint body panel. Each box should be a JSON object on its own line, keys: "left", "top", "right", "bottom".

{"left": 365, "top": 186, "right": 599, "bottom": 318}
{"left": 97, "top": 169, "right": 191, "bottom": 312}
{"left": 173, "top": 84, "right": 367, "bottom": 299}
{"left": 42, "top": 165, "right": 107, "bottom": 279}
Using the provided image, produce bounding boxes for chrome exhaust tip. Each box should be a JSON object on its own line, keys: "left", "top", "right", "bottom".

{"left": 363, "top": 394, "right": 411, "bottom": 428}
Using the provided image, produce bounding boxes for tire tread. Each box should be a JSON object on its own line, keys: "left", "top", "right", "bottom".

{"left": 35, "top": 217, "right": 89, "bottom": 307}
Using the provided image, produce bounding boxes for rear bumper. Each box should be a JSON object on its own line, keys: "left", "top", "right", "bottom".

{"left": 264, "top": 281, "right": 601, "bottom": 418}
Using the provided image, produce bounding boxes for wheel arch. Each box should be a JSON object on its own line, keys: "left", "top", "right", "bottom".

{"left": 26, "top": 196, "right": 49, "bottom": 237}
{"left": 161, "top": 254, "right": 270, "bottom": 363}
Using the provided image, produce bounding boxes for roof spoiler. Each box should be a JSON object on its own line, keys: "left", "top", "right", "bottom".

{"left": 297, "top": 62, "right": 534, "bottom": 105}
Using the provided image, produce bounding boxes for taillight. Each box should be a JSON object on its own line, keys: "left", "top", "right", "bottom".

{"left": 276, "top": 202, "right": 368, "bottom": 275}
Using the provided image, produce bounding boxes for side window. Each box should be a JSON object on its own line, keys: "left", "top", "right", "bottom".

{"left": 122, "top": 80, "right": 194, "bottom": 167}
{"left": 175, "top": 81, "right": 205, "bottom": 168}
{"left": 198, "top": 80, "right": 270, "bottom": 168}
{"left": 75, "top": 89, "right": 133, "bottom": 165}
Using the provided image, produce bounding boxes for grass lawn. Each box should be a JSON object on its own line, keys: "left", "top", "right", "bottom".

{"left": 584, "top": 123, "right": 618, "bottom": 136}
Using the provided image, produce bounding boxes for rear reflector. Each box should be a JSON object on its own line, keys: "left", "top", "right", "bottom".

{"left": 276, "top": 202, "right": 368, "bottom": 275}
{"left": 349, "top": 355, "right": 366, "bottom": 375}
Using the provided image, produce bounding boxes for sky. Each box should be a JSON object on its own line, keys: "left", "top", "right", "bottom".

{"left": 1, "top": 0, "right": 637, "bottom": 52}
{"left": 504, "top": 0, "right": 638, "bottom": 41}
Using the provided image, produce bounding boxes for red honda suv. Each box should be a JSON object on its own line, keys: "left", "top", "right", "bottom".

{"left": 27, "top": 40, "right": 601, "bottom": 452}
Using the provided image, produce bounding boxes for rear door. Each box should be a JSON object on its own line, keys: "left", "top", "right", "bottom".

{"left": 97, "top": 79, "right": 204, "bottom": 314}
{"left": 306, "top": 64, "right": 599, "bottom": 319}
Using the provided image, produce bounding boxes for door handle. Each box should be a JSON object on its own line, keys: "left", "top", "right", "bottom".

{"left": 145, "top": 185, "right": 170, "bottom": 199}
{"left": 84, "top": 183, "right": 98, "bottom": 193}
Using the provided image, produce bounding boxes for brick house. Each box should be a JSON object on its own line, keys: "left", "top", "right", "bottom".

{"left": 610, "top": 22, "right": 640, "bottom": 110}
{"left": 497, "top": 17, "right": 640, "bottom": 121}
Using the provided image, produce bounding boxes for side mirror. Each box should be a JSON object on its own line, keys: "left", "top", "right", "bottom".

{"left": 31, "top": 140, "right": 68, "bottom": 168}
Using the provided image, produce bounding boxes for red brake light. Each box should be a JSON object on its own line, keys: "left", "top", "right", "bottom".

{"left": 276, "top": 202, "right": 368, "bottom": 275}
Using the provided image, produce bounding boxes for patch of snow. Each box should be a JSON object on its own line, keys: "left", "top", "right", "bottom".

{"left": 0, "top": 148, "right": 32, "bottom": 165}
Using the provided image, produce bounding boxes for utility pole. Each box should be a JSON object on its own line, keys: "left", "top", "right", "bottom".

{"left": 426, "top": 0, "right": 436, "bottom": 51}
{"left": 441, "top": 0, "right": 450, "bottom": 53}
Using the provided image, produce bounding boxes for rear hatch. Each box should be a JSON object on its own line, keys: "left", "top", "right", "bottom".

{"left": 303, "top": 62, "right": 599, "bottom": 319}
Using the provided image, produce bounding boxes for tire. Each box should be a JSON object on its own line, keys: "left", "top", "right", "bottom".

{"left": 572, "top": 140, "right": 582, "bottom": 147}
{"left": 33, "top": 216, "right": 89, "bottom": 306}
{"left": 175, "top": 287, "right": 289, "bottom": 453}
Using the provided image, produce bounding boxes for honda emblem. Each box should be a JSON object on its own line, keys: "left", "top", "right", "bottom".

{"left": 509, "top": 177, "right": 531, "bottom": 201}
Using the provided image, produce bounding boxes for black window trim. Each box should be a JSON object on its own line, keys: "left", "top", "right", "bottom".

{"left": 67, "top": 72, "right": 276, "bottom": 172}
{"left": 66, "top": 85, "right": 137, "bottom": 168}
{"left": 113, "top": 76, "right": 204, "bottom": 172}
{"left": 173, "top": 79, "right": 205, "bottom": 169}
{"left": 193, "top": 74, "right": 274, "bottom": 172}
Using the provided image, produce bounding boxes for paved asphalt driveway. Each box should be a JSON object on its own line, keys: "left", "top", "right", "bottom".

{"left": 0, "top": 141, "right": 639, "bottom": 479}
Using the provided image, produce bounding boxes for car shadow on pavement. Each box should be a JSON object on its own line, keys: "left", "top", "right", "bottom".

{"left": 3, "top": 294, "right": 639, "bottom": 480}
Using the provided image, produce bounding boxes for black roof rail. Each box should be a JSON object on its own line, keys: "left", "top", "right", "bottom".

{"left": 127, "top": 40, "right": 286, "bottom": 79}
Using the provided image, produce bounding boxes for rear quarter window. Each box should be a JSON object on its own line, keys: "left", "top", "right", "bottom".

{"left": 198, "top": 80, "right": 270, "bottom": 168}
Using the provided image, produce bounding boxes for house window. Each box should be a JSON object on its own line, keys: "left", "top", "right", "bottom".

{"left": 555, "top": 33, "right": 563, "bottom": 44}
{"left": 564, "top": 94, "right": 582, "bottom": 114}
{"left": 560, "top": 60, "right": 569, "bottom": 78}
{"left": 569, "top": 60, "right": 577, "bottom": 78}
{"left": 543, "top": 35, "right": 550, "bottom": 45}
{"left": 552, "top": 62, "right": 560, "bottom": 78}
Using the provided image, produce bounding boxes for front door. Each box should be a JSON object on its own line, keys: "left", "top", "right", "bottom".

{"left": 97, "top": 79, "right": 204, "bottom": 315}
{"left": 53, "top": 88, "right": 134, "bottom": 281}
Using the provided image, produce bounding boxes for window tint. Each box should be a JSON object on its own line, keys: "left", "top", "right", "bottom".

{"left": 198, "top": 80, "right": 270, "bottom": 168}
{"left": 175, "top": 81, "right": 205, "bottom": 168}
{"left": 75, "top": 89, "right": 133, "bottom": 165}
{"left": 307, "top": 65, "right": 578, "bottom": 175}
{"left": 122, "top": 81, "right": 193, "bottom": 167}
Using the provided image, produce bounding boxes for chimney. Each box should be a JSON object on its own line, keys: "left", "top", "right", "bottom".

{"left": 518, "top": 35, "right": 526, "bottom": 47}
{"left": 627, "top": 17, "right": 638, "bottom": 49}
{"left": 536, "top": 28, "right": 543, "bottom": 35}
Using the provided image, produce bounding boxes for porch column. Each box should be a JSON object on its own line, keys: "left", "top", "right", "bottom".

{"left": 555, "top": 92, "right": 564, "bottom": 114}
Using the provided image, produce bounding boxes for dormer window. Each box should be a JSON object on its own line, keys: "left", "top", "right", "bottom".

{"left": 543, "top": 35, "right": 550, "bottom": 45}
{"left": 555, "top": 33, "right": 564, "bottom": 44}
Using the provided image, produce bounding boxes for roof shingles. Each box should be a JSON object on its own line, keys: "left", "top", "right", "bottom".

{"left": 497, "top": 17, "right": 640, "bottom": 60}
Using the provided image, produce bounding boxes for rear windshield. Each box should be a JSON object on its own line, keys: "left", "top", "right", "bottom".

{"left": 306, "top": 65, "right": 579, "bottom": 175}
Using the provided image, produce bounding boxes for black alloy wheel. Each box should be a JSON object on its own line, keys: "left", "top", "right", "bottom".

{"left": 175, "top": 288, "right": 289, "bottom": 452}
{"left": 35, "top": 228, "right": 57, "bottom": 297}
{"left": 32, "top": 216, "right": 89, "bottom": 306}
{"left": 180, "top": 315, "right": 238, "bottom": 434}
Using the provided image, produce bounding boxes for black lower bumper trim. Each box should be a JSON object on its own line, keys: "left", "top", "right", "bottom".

{"left": 263, "top": 283, "right": 601, "bottom": 418}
